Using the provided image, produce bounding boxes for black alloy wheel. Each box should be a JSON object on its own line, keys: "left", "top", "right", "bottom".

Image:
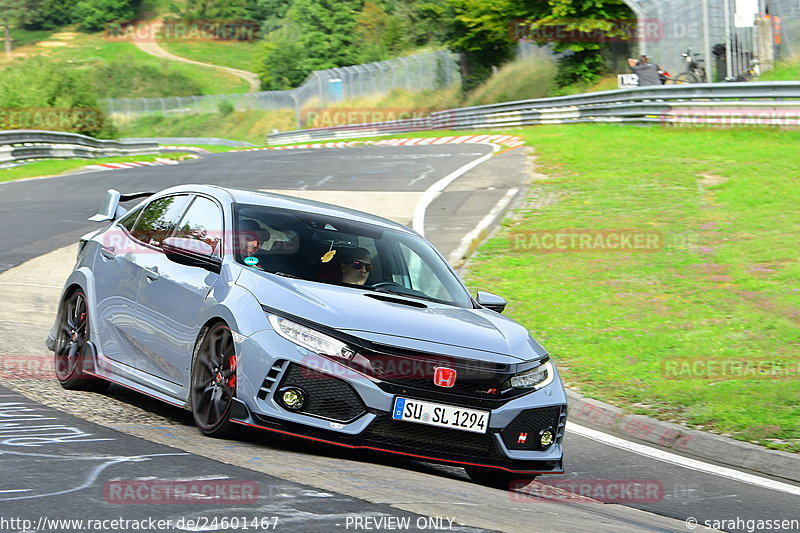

{"left": 191, "top": 324, "right": 237, "bottom": 437}
{"left": 54, "top": 290, "right": 109, "bottom": 392}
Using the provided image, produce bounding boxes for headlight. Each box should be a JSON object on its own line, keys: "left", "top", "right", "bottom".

{"left": 268, "top": 315, "right": 356, "bottom": 360}
{"left": 509, "top": 360, "right": 554, "bottom": 390}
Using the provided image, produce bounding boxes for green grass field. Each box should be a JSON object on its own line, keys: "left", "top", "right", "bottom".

{"left": 159, "top": 40, "right": 261, "bottom": 73}
{"left": 0, "top": 152, "right": 192, "bottom": 183}
{"left": 758, "top": 57, "right": 800, "bottom": 81}
{"left": 461, "top": 124, "right": 799, "bottom": 452}
{"left": 1, "top": 31, "right": 249, "bottom": 97}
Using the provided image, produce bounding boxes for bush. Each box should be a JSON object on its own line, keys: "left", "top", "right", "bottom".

{"left": 89, "top": 56, "right": 206, "bottom": 98}
{"left": 555, "top": 51, "right": 605, "bottom": 87}
{"left": 465, "top": 53, "right": 556, "bottom": 106}
{"left": 0, "top": 57, "right": 116, "bottom": 138}
{"left": 22, "top": 0, "right": 76, "bottom": 30}
{"left": 72, "top": 0, "right": 141, "bottom": 32}
{"left": 217, "top": 99, "right": 235, "bottom": 116}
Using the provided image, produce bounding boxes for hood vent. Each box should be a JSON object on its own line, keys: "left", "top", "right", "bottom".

{"left": 363, "top": 293, "right": 428, "bottom": 308}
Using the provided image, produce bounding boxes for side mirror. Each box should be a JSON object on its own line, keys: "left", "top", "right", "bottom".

{"left": 476, "top": 291, "right": 507, "bottom": 313}
{"left": 162, "top": 237, "right": 221, "bottom": 273}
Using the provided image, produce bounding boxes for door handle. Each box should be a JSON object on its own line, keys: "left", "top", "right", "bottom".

{"left": 144, "top": 267, "right": 160, "bottom": 281}
{"left": 100, "top": 246, "right": 116, "bottom": 260}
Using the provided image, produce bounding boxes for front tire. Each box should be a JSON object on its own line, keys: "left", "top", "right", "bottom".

{"left": 54, "top": 290, "right": 109, "bottom": 392}
{"left": 191, "top": 324, "right": 237, "bottom": 438}
{"left": 465, "top": 466, "right": 537, "bottom": 490}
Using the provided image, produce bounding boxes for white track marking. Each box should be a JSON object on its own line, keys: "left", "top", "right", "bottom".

{"left": 412, "top": 145, "right": 500, "bottom": 236}
{"left": 567, "top": 422, "right": 800, "bottom": 497}
{"left": 447, "top": 188, "right": 519, "bottom": 264}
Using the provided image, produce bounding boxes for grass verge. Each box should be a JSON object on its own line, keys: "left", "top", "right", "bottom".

{"left": 0, "top": 152, "right": 192, "bottom": 183}
{"left": 461, "top": 124, "right": 799, "bottom": 452}
{"left": 116, "top": 110, "right": 296, "bottom": 145}
{"left": 758, "top": 57, "right": 800, "bottom": 81}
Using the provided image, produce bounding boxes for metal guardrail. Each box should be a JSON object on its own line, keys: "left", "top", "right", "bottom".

{"left": 0, "top": 130, "right": 159, "bottom": 165}
{"left": 267, "top": 82, "right": 800, "bottom": 145}
{"left": 121, "top": 137, "right": 255, "bottom": 147}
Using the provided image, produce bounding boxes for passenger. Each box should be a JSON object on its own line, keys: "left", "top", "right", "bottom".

{"left": 338, "top": 247, "right": 373, "bottom": 286}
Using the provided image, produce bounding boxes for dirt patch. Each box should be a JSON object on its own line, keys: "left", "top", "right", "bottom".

{"left": 698, "top": 173, "right": 729, "bottom": 187}
{"left": 51, "top": 32, "right": 78, "bottom": 40}
{"left": 35, "top": 41, "right": 68, "bottom": 48}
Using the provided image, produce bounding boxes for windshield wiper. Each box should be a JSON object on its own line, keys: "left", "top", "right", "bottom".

{"left": 270, "top": 271, "right": 300, "bottom": 279}
{"left": 371, "top": 285, "right": 439, "bottom": 303}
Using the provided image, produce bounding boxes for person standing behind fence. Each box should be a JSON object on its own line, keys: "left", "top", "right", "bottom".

{"left": 628, "top": 55, "right": 661, "bottom": 86}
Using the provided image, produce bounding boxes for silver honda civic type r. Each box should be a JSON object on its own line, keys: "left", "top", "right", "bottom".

{"left": 47, "top": 184, "right": 567, "bottom": 486}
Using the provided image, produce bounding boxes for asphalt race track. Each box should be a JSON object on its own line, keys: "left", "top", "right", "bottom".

{"left": 0, "top": 145, "right": 798, "bottom": 533}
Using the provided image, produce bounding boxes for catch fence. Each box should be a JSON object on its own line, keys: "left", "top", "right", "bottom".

{"left": 628, "top": 0, "right": 799, "bottom": 82}
{"left": 103, "top": 50, "right": 460, "bottom": 126}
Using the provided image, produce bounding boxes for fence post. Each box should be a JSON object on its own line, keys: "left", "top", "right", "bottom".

{"left": 702, "top": 0, "right": 713, "bottom": 82}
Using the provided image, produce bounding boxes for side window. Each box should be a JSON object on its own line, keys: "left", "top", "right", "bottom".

{"left": 131, "top": 195, "right": 191, "bottom": 248}
{"left": 174, "top": 196, "right": 224, "bottom": 256}
{"left": 117, "top": 205, "right": 143, "bottom": 232}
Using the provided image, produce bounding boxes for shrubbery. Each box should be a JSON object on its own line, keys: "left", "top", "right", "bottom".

{"left": 21, "top": 0, "right": 141, "bottom": 32}
{"left": 0, "top": 57, "right": 116, "bottom": 138}
{"left": 89, "top": 56, "right": 205, "bottom": 98}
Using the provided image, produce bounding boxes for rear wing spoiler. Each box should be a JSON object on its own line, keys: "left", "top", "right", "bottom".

{"left": 89, "top": 189, "right": 154, "bottom": 222}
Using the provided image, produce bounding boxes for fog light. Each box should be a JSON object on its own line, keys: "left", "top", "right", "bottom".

{"left": 539, "top": 428, "right": 555, "bottom": 448}
{"left": 279, "top": 387, "right": 306, "bottom": 410}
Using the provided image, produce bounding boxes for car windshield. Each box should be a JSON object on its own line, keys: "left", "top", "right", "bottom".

{"left": 233, "top": 203, "right": 473, "bottom": 308}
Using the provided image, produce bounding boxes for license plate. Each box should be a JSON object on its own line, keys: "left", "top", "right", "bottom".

{"left": 392, "top": 397, "right": 489, "bottom": 434}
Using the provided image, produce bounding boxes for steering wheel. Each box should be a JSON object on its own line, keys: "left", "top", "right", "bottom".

{"left": 372, "top": 281, "right": 403, "bottom": 288}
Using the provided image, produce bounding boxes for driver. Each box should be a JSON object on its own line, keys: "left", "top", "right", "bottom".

{"left": 338, "top": 247, "right": 372, "bottom": 286}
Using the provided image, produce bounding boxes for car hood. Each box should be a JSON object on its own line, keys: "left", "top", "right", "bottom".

{"left": 237, "top": 268, "right": 547, "bottom": 363}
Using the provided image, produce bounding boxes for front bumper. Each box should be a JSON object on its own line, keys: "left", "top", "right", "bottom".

{"left": 229, "top": 398, "right": 565, "bottom": 474}
{"left": 234, "top": 330, "right": 567, "bottom": 474}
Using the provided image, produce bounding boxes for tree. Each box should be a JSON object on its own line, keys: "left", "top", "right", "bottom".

{"left": 0, "top": 0, "right": 25, "bottom": 57}
{"left": 355, "top": 1, "right": 391, "bottom": 62}
{"left": 514, "top": 0, "right": 634, "bottom": 86}
{"left": 256, "top": 25, "right": 309, "bottom": 89}
{"left": 72, "top": 0, "right": 141, "bottom": 32}
{"left": 289, "top": 0, "right": 364, "bottom": 72}
{"left": 440, "top": 0, "right": 516, "bottom": 92}
{"left": 21, "top": 0, "right": 76, "bottom": 30}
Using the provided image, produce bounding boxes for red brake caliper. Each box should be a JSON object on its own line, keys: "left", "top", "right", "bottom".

{"left": 227, "top": 355, "right": 237, "bottom": 389}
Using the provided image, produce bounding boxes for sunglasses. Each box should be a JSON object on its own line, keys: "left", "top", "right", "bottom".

{"left": 349, "top": 261, "right": 373, "bottom": 272}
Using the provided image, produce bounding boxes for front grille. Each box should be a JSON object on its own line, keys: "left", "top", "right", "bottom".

{"left": 277, "top": 363, "right": 366, "bottom": 423}
{"left": 501, "top": 406, "right": 563, "bottom": 451}
{"left": 362, "top": 415, "right": 499, "bottom": 459}
{"left": 348, "top": 344, "right": 530, "bottom": 403}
